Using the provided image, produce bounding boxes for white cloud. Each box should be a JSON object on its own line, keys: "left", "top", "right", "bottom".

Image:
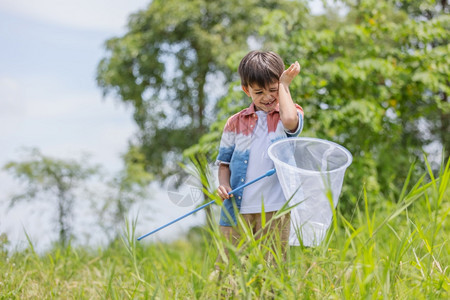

{"left": 0, "top": 0, "right": 149, "bottom": 32}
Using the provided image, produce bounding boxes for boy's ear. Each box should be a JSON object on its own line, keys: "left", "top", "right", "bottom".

{"left": 242, "top": 85, "right": 251, "bottom": 97}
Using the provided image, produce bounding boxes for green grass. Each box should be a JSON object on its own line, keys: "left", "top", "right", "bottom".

{"left": 1, "top": 160, "right": 448, "bottom": 299}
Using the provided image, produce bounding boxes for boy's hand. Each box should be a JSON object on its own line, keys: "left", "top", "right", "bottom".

{"left": 279, "top": 61, "right": 301, "bottom": 86}
{"left": 217, "top": 185, "right": 232, "bottom": 201}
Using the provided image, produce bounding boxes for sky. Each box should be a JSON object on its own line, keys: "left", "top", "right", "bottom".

{"left": 0, "top": 0, "right": 325, "bottom": 252}
{"left": 0, "top": 0, "right": 210, "bottom": 252}
{"left": 0, "top": 0, "right": 148, "bottom": 173}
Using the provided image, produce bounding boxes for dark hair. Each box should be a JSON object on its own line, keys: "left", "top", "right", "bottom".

{"left": 238, "top": 50, "right": 285, "bottom": 88}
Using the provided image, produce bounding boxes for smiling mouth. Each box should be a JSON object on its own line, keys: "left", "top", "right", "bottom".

{"left": 263, "top": 99, "right": 276, "bottom": 106}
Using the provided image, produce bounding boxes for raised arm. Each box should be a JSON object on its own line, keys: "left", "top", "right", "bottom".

{"left": 278, "top": 61, "right": 301, "bottom": 132}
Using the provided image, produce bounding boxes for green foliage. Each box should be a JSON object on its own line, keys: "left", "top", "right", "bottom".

{"left": 1, "top": 159, "right": 448, "bottom": 298}
{"left": 3, "top": 148, "right": 99, "bottom": 247}
{"left": 284, "top": 0, "right": 449, "bottom": 203}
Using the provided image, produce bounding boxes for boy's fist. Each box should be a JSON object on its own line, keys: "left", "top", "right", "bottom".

{"left": 217, "top": 185, "right": 232, "bottom": 201}
{"left": 280, "top": 61, "right": 301, "bottom": 86}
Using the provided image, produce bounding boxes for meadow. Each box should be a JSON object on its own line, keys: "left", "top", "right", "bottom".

{"left": 1, "top": 160, "right": 448, "bottom": 299}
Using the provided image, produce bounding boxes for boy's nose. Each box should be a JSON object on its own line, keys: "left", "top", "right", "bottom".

{"left": 264, "top": 94, "right": 273, "bottom": 100}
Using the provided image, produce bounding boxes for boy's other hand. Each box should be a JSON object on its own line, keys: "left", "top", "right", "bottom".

{"left": 280, "top": 61, "right": 301, "bottom": 86}
{"left": 217, "top": 185, "right": 232, "bottom": 201}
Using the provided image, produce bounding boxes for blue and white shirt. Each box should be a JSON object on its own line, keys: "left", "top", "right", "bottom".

{"left": 216, "top": 102, "right": 304, "bottom": 226}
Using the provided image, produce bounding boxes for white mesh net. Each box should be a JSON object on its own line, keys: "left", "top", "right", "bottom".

{"left": 268, "top": 137, "right": 352, "bottom": 247}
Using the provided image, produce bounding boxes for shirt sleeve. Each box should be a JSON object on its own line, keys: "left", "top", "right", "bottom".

{"left": 285, "top": 105, "right": 304, "bottom": 137}
{"left": 215, "top": 117, "right": 236, "bottom": 165}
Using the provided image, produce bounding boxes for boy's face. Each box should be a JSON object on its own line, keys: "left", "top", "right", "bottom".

{"left": 242, "top": 82, "right": 279, "bottom": 113}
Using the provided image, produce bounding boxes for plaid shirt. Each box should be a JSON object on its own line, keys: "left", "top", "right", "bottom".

{"left": 216, "top": 102, "right": 304, "bottom": 226}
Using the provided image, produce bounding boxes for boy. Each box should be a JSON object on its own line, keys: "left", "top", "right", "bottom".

{"left": 216, "top": 50, "right": 303, "bottom": 262}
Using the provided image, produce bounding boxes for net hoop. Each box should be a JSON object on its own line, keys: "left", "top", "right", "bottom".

{"left": 268, "top": 137, "right": 353, "bottom": 175}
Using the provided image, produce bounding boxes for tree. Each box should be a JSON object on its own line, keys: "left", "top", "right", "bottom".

{"left": 3, "top": 149, "right": 98, "bottom": 247}
{"left": 95, "top": 145, "right": 153, "bottom": 241}
{"left": 96, "top": 0, "right": 308, "bottom": 180}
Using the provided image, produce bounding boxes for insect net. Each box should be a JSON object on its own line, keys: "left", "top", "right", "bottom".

{"left": 268, "top": 137, "right": 352, "bottom": 247}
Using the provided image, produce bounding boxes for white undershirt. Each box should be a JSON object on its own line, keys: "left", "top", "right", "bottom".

{"left": 240, "top": 110, "right": 286, "bottom": 213}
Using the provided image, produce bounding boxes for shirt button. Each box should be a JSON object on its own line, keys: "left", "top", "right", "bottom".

{"left": 238, "top": 196, "right": 241, "bottom": 200}
{"left": 244, "top": 160, "right": 248, "bottom": 164}
{"left": 241, "top": 178, "right": 244, "bottom": 182}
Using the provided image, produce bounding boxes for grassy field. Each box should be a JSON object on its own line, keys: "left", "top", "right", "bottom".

{"left": 1, "top": 161, "right": 448, "bottom": 299}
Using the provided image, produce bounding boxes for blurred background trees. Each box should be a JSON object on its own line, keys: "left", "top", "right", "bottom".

{"left": 274, "top": 0, "right": 450, "bottom": 205}
{"left": 3, "top": 149, "right": 99, "bottom": 247}
{"left": 94, "top": 146, "right": 153, "bottom": 241}
{"left": 3, "top": 147, "right": 153, "bottom": 247}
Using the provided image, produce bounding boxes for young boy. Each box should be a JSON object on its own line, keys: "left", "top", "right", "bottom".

{"left": 216, "top": 50, "right": 303, "bottom": 261}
